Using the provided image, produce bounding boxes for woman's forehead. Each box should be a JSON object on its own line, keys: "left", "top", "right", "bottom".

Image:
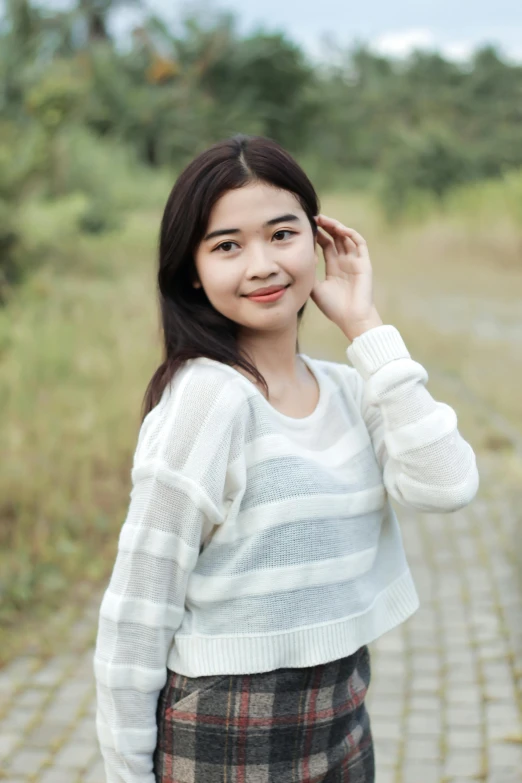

{"left": 207, "top": 184, "right": 303, "bottom": 228}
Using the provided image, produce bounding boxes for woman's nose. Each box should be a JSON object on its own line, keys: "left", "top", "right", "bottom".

{"left": 245, "top": 243, "right": 279, "bottom": 277}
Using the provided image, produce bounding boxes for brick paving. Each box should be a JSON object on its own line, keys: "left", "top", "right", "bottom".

{"left": 1, "top": 454, "right": 521, "bottom": 782}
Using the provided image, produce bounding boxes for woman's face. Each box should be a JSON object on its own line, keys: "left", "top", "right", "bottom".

{"left": 193, "top": 182, "right": 318, "bottom": 332}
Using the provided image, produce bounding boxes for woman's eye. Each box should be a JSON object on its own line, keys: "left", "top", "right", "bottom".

{"left": 215, "top": 241, "right": 239, "bottom": 253}
{"left": 274, "top": 230, "right": 295, "bottom": 241}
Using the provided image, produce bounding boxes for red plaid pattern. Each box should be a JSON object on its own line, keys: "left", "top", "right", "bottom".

{"left": 153, "top": 646, "right": 374, "bottom": 782}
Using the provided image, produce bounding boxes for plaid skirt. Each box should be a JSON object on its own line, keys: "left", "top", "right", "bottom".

{"left": 153, "top": 645, "right": 374, "bottom": 783}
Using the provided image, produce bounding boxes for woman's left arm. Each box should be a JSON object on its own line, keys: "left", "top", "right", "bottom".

{"left": 347, "top": 323, "right": 480, "bottom": 512}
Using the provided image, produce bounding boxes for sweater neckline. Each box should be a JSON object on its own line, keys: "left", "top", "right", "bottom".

{"left": 192, "top": 353, "right": 329, "bottom": 427}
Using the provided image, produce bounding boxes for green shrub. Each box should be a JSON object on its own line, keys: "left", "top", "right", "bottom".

{"left": 377, "top": 124, "right": 474, "bottom": 219}
{"left": 78, "top": 195, "right": 121, "bottom": 234}
{"left": 0, "top": 201, "right": 23, "bottom": 300}
{"left": 0, "top": 124, "right": 42, "bottom": 301}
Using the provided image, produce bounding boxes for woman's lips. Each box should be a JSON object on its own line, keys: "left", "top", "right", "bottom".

{"left": 246, "top": 286, "right": 289, "bottom": 303}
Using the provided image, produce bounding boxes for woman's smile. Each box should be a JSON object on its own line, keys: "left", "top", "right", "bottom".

{"left": 245, "top": 285, "right": 290, "bottom": 303}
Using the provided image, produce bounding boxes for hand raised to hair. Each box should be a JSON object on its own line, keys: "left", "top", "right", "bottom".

{"left": 310, "top": 215, "right": 383, "bottom": 341}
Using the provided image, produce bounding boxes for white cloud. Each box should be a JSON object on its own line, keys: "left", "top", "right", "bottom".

{"left": 371, "top": 28, "right": 435, "bottom": 57}
{"left": 442, "top": 40, "right": 476, "bottom": 61}
{"left": 371, "top": 28, "right": 479, "bottom": 62}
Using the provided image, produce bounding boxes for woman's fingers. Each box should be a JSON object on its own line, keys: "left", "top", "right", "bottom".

{"left": 315, "top": 226, "right": 336, "bottom": 254}
{"left": 316, "top": 226, "right": 344, "bottom": 260}
{"left": 315, "top": 227, "right": 342, "bottom": 272}
{"left": 323, "top": 221, "right": 359, "bottom": 254}
{"left": 315, "top": 226, "right": 334, "bottom": 245}
{"left": 318, "top": 215, "right": 350, "bottom": 254}
{"left": 315, "top": 215, "right": 366, "bottom": 249}
{"left": 343, "top": 226, "right": 366, "bottom": 247}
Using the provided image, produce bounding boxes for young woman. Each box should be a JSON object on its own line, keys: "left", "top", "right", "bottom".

{"left": 93, "top": 134, "right": 479, "bottom": 783}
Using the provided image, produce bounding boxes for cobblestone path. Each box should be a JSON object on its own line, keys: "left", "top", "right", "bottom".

{"left": 1, "top": 455, "right": 521, "bottom": 783}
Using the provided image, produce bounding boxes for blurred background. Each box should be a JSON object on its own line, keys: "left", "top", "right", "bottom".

{"left": 1, "top": 1, "right": 521, "bottom": 781}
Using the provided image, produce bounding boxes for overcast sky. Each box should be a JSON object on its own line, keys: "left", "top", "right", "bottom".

{"left": 33, "top": 0, "right": 522, "bottom": 63}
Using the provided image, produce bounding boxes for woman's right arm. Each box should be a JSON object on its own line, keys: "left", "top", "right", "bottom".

{"left": 92, "top": 368, "right": 244, "bottom": 783}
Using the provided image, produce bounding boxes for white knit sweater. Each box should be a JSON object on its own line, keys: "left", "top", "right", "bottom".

{"left": 93, "top": 324, "right": 479, "bottom": 783}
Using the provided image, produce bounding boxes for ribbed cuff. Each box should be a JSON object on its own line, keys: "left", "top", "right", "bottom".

{"left": 346, "top": 324, "right": 411, "bottom": 381}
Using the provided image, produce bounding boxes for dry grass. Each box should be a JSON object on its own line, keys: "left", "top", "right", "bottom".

{"left": 1, "top": 179, "right": 521, "bottom": 665}
{"left": 0, "top": 207, "right": 161, "bottom": 662}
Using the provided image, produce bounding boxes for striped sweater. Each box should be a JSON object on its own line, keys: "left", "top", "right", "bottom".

{"left": 93, "top": 323, "right": 479, "bottom": 783}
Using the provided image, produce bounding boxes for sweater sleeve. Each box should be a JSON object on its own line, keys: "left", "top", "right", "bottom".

{"left": 93, "top": 367, "right": 245, "bottom": 783}
{"left": 346, "top": 324, "right": 479, "bottom": 512}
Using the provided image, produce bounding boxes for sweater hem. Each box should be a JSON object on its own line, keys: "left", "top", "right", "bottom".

{"left": 167, "top": 568, "right": 420, "bottom": 677}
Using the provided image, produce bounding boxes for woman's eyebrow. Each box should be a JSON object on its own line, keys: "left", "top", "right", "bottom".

{"left": 203, "top": 213, "right": 300, "bottom": 242}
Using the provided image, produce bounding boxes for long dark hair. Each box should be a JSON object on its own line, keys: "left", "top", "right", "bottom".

{"left": 142, "top": 134, "right": 320, "bottom": 420}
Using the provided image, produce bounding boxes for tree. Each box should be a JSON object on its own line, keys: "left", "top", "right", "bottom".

{"left": 378, "top": 124, "right": 472, "bottom": 217}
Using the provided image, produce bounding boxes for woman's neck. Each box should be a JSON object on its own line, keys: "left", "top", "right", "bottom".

{"left": 236, "top": 326, "right": 305, "bottom": 395}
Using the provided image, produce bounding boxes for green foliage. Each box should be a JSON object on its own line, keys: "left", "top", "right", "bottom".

{"left": 77, "top": 194, "right": 121, "bottom": 234}
{"left": 377, "top": 124, "right": 474, "bottom": 218}
{"left": 0, "top": 202, "right": 22, "bottom": 296}
{"left": 59, "top": 125, "right": 171, "bottom": 209}
{"left": 1, "top": 0, "right": 522, "bottom": 293}
{"left": 443, "top": 169, "right": 522, "bottom": 227}
{"left": 80, "top": 12, "right": 314, "bottom": 166}
{"left": 197, "top": 25, "right": 318, "bottom": 151}
{"left": 0, "top": 121, "right": 42, "bottom": 300}
{"left": 25, "top": 59, "right": 85, "bottom": 131}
